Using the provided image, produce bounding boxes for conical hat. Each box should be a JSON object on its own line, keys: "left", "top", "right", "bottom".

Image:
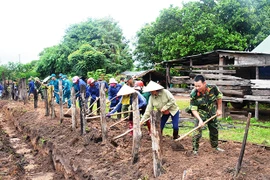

{"left": 117, "top": 84, "right": 136, "bottom": 96}
{"left": 143, "top": 81, "right": 164, "bottom": 92}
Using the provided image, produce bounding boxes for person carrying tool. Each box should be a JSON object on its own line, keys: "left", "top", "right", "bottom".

{"left": 107, "top": 84, "right": 147, "bottom": 135}
{"left": 62, "top": 75, "right": 71, "bottom": 108}
{"left": 34, "top": 77, "right": 44, "bottom": 100}
{"left": 87, "top": 78, "right": 100, "bottom": 114}
{"left": 28, "top": 77, "right": 35, "bottom": 98}
{"left": 141, "top": 81, "right": 180, "bottom": 140}
{"left": 134, "top": 80, "right": 151, "bottom": 134}
{"left": 189, "top": 74, "right": 224, "bottom": 155}
{"left": 108, "top": 78, "right": 122, "bottom": 119}
{"left": 48, "top": 74, "right": 59, "bottom": 104}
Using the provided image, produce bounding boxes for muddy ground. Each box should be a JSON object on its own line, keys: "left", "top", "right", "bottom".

{"left": 0, "top": 98, "right": 270, "bottom": 180}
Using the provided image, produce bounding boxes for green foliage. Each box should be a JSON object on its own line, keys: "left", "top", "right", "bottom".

{"left": 134, "top": 0, "right": 270, "bottom": 69}
{"left": 87, "top": 69, "right": 113, "bottom": 82}
{"left": 37, "top": 17, "right": 133, "bottom": 78}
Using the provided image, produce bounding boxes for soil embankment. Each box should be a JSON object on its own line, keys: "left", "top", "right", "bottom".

{"left": 1, "top": 99, "right": 270, "bottom": 179}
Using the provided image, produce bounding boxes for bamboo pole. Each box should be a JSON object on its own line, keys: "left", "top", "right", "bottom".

{"left": 174, "top": 114, "right": 218, "bottom": 141}
{"left": 235, "top": 112, "right": 252, "bottom": 177}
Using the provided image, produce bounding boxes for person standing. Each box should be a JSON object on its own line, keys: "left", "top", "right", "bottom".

{"left": 190, "top": 75, "right": 224, "bottom": 155}
{"left": 72, "top": 76, "right": 87, "bottom": 107}
{"left": 34, "top": 77, "right": 44, "bottom": 99}
{"left": 87, "top": 78, "right": 100, "bottom": 114}
{"left": 48, "top": 74, "right": 59, "bottom": 104}
{"left": 28, "top": 77, "right": 35, "bottom": 98}
{"left": 62, "top": 75, "right": 72, "bottom": 108}
{"left": 108, "top": 78, "right": 122, "bottom": 119}
{"left": 141, "top": 81, "right": 180, "bottom": 139}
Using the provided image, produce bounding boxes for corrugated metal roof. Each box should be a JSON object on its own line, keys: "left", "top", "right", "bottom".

{"left": 252, "top": 35, "right": 270, "bottom": 53}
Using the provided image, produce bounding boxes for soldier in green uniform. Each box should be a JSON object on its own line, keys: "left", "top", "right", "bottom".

{"left": 189, "top": 75, "right": 224, "bottom": 155}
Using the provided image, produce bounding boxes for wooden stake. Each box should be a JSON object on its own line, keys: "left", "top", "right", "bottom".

{"left": 80, "top": 84, "right": 86, "bottom": 135}
{"left": 59, "top": 79, "right": 63, "bottom": 123}
{"left": 174, "top": 114, "right": 218, "bottom": 141}
{"left": 44, "top": 88, "right": 49, "bottom": 116}
{"left": 151, "top": 111, "right": 164, "bottom": 177}
{"left": 132, "top": 93, "right": 141, "bottom": 164}
{"left": 235, "top": 112, "right": 252, "bottom": 177}
{"left": 71, "top": 87, "right": 77, "bottom": 130}
{"left": 100, "top": 83, "right": 107, "bottom": 142}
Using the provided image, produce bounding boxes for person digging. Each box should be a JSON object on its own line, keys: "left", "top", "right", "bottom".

{"left": 140, "top": 81, "right": 181, "bottom": 140}
{"left": 189, "top": 75, "right": 224, "bottom": 155}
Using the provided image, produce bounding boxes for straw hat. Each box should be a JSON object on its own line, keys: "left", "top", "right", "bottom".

{"left": 117, "top": 84, "right": 136, "bottom": 96}
{"left": 143, "top": 81, "right": 164, "bottom": 93}
{"left": 109, "top": 78, "right": 118, "bottom": 84}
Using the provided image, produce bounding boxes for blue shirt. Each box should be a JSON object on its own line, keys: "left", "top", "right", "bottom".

{"left": 108, "top": 84, "right": 122, "bottom": 100}
{"left": 87, "top": 82, "right": 100, "bottom": 100}
{"left": 48, "top": 79, "right": 59, "bottom": 92}
{"left": 63, "top": 79, "right": 71, "bottom": 93}
{"left": 110, "top": 91, "right": 147, "bottom": 114}
{"left": 28, "top": 80, "right": 35, "bottom": 94}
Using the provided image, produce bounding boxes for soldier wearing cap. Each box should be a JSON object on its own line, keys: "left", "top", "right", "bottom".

{"left": 141, "top": 81, "right": 180, "bottom": 139}
{"left": 34, "top": 77, "right": 44, "bottom": 99}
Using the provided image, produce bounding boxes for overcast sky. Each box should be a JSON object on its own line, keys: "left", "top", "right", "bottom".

{"left": 0, "top": 0, "right": 194, "bottom": 64}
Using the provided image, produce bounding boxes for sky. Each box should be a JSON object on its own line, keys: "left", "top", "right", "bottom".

{"left": 0, "top": 0, "right": 192, "bottom": 65}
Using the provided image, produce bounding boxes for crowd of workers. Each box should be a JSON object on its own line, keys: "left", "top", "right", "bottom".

{"left": 25, "top": 73, "right": 224, "bottom": 155}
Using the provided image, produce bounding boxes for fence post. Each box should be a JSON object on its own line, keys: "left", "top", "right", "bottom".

{"left": 44, "top": 88, "right": 49, "bottom": 116}
{"left": 50, "top": 86, "right": 55, "bottom": 119}
{"left": 150, "top": 110, "right": 164, "bottom": 177}
{"left": 131, "top": 92, "right": 141, "bottom": 164}
{"left": 71, "top": 87, "right": 77, "bottom": 129}
{"left": 21, "top": 78, "right": 28, "bottom": 104}
{"left": 59, "top": 80, "right": 63, "bottom": 123}
{"left": 99, "top": 83, "right": 107, "bottom": 143}
{"left": 80, "top": 84, "right": 86, "bottom": 135}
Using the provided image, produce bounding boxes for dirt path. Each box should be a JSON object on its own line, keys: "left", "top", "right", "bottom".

{"left": 1, "top": 99, "right": 270, "bottom": 179}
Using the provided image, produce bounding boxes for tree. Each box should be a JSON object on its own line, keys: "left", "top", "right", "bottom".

{"left": 134, "top": 0, "right": 270, "bottom": 69}
{"left": 37, "top": 17, "right": 133, "bottom": 78}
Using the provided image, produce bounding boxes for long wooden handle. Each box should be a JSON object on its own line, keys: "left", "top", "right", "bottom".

{"left": 112, "top": 118, "right": 150, "bottom": 140}
{"left": 174, "top": 114, "right": 218, "bottom": 142}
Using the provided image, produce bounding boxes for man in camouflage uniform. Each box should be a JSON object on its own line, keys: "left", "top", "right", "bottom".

{"left": 190, "top": 75, "right": 224, "bottom": 155}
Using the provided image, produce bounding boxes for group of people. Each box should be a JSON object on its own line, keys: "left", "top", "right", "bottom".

{"left": 27, "top": 73, "right": 224, "bottom": 155}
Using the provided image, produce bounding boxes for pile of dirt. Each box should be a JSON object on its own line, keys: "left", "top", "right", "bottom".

{"left": 1, "top": 99, "right": 270, "bottom": 179}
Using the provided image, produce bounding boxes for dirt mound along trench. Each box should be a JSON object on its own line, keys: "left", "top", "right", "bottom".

{"left": 1, "top": 101, "right": 270, "bottom": 180}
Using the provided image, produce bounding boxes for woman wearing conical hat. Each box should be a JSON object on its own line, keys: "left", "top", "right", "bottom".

{"left": 141, "top": 81, "right": 180, "bottom": 139}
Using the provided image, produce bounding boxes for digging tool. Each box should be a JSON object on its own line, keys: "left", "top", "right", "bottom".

{"left": 64, "top": 108, "right": 72, "bottom": 117}
{"left": 109, "top": 117, "right": 129, "bottom": 129}
{"left": 87, "top": 96, "right": 118, "bottom": 116}
{"left": 112, "top": 118, "right": 150, "bottom": 140}
{"left": 174, "top": 114, "right": 218, "bottom": 142}
{"left": 87, "top": 97, "right": 100, "bottom": 112}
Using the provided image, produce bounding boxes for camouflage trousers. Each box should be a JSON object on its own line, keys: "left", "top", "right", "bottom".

{"left": 192, "top": 118, "right": 219, "bottom": 151}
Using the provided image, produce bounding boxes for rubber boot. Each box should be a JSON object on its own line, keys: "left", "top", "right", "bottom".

{"left": 173, "top": 129, "right": 180, "bottom": 140}
{"left": 129, "top": 121, "right": 133, "bottom": 136}
{"left": 146, "top": 120, "right": 151, "bottom": 135}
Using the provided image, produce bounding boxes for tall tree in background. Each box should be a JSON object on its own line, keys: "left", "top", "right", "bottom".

{"left": 134, "top": 0, "right": 270, "bottom": 69}
{"left": 36, "top": 17, "right": 133, "bottom": 78}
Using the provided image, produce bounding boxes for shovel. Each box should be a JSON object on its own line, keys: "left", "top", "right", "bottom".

{"left": 174, "top": 114, "right": 218, "bottom": 142}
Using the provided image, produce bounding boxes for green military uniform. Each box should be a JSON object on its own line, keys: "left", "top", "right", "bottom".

{"left": 189, "top": 84, "right": 223, "bottom": 151}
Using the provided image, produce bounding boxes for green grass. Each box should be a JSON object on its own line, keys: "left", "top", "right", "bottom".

{"left": 162, "top": 99, "right": 270, "bottom": 146}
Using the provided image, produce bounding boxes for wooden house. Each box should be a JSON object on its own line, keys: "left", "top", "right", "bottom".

{"left": 160, "top": 49, "right": 270, "bottom": 119}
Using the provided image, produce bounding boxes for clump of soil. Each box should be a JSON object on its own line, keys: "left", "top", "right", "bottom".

{"left": 1, "top": 99, "right": 270, "bottom": 179}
